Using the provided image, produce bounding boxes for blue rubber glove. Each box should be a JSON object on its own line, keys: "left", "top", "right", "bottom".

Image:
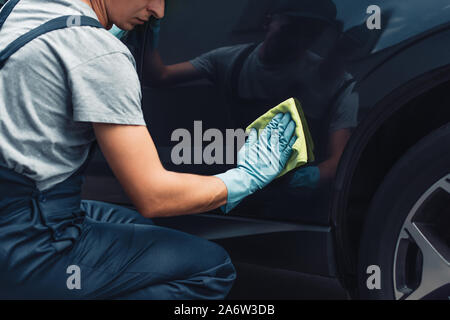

{"left": 288, "top": 166, "right": 321, "bottom": 189}
{"left": 215, "top": 113, "right": 297, "bottom": 213}
{"left": 109, "top": 24, "right": 128, "bottom": 39}
{"left": 149, "top": 18, "right": 161, "bottom": 50}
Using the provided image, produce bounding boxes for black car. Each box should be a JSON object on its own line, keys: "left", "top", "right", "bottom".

{"left": 77, "top": 0, "right": 450, "bottom": 300}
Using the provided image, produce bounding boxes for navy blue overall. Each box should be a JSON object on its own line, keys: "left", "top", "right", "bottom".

{"left": 0, "top": 0, "right": 235, "bottom": 299}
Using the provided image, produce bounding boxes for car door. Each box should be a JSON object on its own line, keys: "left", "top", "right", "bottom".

{"left": 80, "top": 0, "right": 391, "bottom": 277}
{"left": 81, "top": 0, "right": 358, "bottom": 278}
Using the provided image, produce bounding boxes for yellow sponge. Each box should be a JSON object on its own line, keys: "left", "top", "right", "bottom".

{"left": 245, "top": 97, "right": 315, "bottom": 178}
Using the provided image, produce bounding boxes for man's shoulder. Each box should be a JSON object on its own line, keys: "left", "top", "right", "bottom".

{"left": 0, "top": 0, "right": 135, "bottom": 70}
{"left": 54, "top": 27, "right": 135, "bottom": 69}
{"left": 3, "top": 24, "right": 135, "bottom": 75}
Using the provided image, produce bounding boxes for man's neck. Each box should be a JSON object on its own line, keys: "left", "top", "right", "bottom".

{"left": 79, "top": 0, "right": 111, "bottom": 29}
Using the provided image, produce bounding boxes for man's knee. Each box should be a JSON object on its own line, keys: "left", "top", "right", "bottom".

{"left": 112, "top": 223, "right": 237, "bottom": 299}
{"left": 155, "top": 231, "right": 236, "bottom": 299}
{"left": 187, "top": 240, "right": 236, "bottom": 299}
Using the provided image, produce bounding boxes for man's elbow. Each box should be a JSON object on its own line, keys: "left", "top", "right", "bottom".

{"left": 125, "top": 172, "right": 171, "bottom": 219}
{"left": 133, "top": 186, "right": 175, "bottom": 219}
{"left": 138, "top": 207, "right": 159, "bottom": 219}
{"left": 136, "top": 201, "right": 167, "bottom": 219}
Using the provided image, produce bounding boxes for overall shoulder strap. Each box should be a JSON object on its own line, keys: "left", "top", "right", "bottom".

{"left": 0, "top": 4, "right": 103, "bottom": 177}
{"left": 0, "top": 0, "right": 19, "bottom": 31}
{"left": 0, "top": 15, "right": 104, "bottom": 69}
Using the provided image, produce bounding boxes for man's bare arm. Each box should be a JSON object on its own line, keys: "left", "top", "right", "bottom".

{"left": 317, "top": 128, "right": 351, "bottom": 182}
{"left": 143, "top": 50, "right": 204, "bottom": 87}
{"left": 93, "top": 123, "right": 227, "bottom": 218}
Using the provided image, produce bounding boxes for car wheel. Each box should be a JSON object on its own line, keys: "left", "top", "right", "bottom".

{"left": 357, "top": 123, "right": 450, "bottom": 300}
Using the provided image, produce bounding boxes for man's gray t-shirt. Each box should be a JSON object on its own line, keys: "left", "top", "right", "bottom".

{"left": 0, "top": 0, "right": 145, "bottom": 191}
{"left": 190, "top": 43, "right": 358, "bottom": 133}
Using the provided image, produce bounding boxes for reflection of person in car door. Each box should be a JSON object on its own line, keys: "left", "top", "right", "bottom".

{"left": 143, "top": 0, "right": 358, "bottom": 191}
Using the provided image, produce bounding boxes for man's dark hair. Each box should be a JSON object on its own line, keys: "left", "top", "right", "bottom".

{"left": 270, "top": 0, "right": 337, "bottom": 28}
{"left": 268, "top": 0, "right": 338, "bottom": 48}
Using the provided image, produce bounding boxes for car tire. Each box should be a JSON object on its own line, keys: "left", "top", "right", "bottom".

{"left": 357, "top": 123, "right": 450, "bottom": 300}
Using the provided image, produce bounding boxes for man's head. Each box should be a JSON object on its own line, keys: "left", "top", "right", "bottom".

{"left": 259, "top": 0, "right": 337, "bottom": 65}
{"left": 269, "top": 0, "right": 337, "bottom": 24}
{"left": 82, "top": 0, "right": 165, "bottom": 30}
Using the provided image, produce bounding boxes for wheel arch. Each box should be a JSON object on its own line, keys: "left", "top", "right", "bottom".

{"left": 330, "top": 63, "right": 450, "bottom": 294}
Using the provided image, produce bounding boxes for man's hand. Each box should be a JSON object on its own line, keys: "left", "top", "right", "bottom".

{"left": 215, "top": 113, "right": 297, "bottom": 213}
{"left": 289, "top": 166, "right": 321, "bottom": 189}
{"left": 289, "top": 128, "right": 352, "bottom": 189}
{"left": 238, "top": 113, "right": 297, "bottom": 190}
{"left": 143, "top": 17, "right": 205, "bottom": 87}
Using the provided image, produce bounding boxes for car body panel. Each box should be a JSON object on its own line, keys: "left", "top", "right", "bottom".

{"left": 81, "top": 0, "right": 450, "bottom": 283}
{"left": 152, "top": 213, "right": 338, "bottom": 277}
{"left": 331, "top": 29, "right": 450, "bottom": 283}
{"left": 333, "top": 0, "right": 450, "bottom": 53}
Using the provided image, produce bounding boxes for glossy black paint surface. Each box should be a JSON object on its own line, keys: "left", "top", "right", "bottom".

{"left": 81, "top": 1, "right": 450, "bottom": 283}
{"left": 84, "top": 0, "right": 450, "bottom": 225}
